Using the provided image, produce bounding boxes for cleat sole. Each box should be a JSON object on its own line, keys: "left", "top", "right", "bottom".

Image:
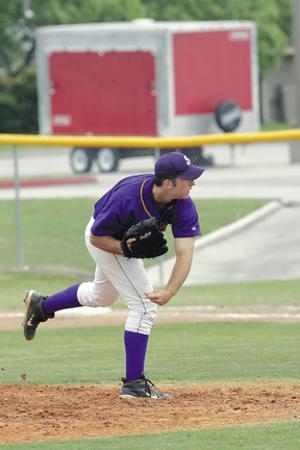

{"left": 22, "top": 290, "right": 36, "bottom": 341}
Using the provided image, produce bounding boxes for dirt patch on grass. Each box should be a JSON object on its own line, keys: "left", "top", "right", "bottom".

{"left": 2, "top": 305, "right": 300, "bottom": 332}
{"left": 1, "top": 382, "right": 300, "bottom": 444}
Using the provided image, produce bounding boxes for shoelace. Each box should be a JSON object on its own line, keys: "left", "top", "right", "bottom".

{"left": 143, "top": 377, "right": 156, "bottom": 395}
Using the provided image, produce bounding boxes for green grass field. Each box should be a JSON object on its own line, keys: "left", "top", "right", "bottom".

{"left": 1, "top": 271, "right": 300, "bottom": 311}
{"left": 1, "top": 270, "right": 300, "bottom": 311}
{"left": 261, "top": 122, "right": 293, "bottom": 131}
{"left": 0, "top": 198, "right": 265, "bottom": 271}
{"left": 1, "top": 322, "right": 300, "bottom": 385}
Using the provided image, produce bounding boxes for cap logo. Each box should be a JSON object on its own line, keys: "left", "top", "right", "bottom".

{"left": 184, "top": 155, "right": 191, "bottom": 166}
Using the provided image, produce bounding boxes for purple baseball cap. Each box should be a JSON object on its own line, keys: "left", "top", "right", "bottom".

{"left": 154, "top": 152, "right": 205, "bottom": 180}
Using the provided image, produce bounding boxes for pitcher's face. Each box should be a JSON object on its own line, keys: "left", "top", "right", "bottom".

{"left": 171, "top": 177, "right": 195, "bottom": 199}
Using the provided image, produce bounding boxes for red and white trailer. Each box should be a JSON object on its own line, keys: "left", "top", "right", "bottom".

{"left": 36, "top": 20, "right": 259, "bottom": 172}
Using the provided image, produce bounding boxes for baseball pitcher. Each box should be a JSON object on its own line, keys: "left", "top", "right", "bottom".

{"left": 22, "top": 151, "right": 205, "bottom": 398}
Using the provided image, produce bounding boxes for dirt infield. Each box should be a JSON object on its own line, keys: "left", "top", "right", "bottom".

{"left": 1, "top": 382, "right": 300, "bottom": 444}
{"left": 2, "top": 305, "right": 300, "bottom": 332}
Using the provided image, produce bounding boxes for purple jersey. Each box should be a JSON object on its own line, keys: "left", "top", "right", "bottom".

{"left": 91, "top": 175, "right": 200, "bottom": 239}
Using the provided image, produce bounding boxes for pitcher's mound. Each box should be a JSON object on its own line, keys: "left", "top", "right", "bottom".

{"left": 1, "top": 381, "right": 300, "bottom": 444}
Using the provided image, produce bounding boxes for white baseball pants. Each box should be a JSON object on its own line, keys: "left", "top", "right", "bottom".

{"left": 77, "top": 218, "right": 157, "bottom": 335}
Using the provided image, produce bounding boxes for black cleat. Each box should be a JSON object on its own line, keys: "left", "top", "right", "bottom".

{"left": 120, "top": 375, "right": 173, "bottom": 399}
{"left": 22, "top": 290, "right": 54, "bottom": 341}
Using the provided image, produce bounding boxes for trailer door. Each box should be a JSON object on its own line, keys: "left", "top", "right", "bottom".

{"left": 173, "top": 29, "right": 253, "bottom": 115}
{"left": 49, "top": 51, "right": 157, "bottom": 135}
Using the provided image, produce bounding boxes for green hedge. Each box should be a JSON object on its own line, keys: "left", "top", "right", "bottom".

{"left": 0, "top": 67, "right": 38, "bottom": 133}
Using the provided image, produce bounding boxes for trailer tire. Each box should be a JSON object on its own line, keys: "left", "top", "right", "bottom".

{"left": 70, "top": 147, "right": 95, "bottom": 173}
{"left": 96, "top": 148, "right": 120, "bottom": 172}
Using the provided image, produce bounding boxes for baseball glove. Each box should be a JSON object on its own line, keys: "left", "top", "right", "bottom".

{"left": 120, "top": 218, "right": 168, "bottom": 258}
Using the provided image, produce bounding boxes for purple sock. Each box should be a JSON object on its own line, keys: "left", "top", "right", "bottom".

{"left": 43, "top": 283, "right": 81, "bottom": 315}
{"left": 124, "top": 330, "right": 149, "bottom": 380}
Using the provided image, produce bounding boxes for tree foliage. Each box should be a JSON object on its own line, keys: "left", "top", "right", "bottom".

{"left": 0, "top": 67, "right": 37, "bottom": 132}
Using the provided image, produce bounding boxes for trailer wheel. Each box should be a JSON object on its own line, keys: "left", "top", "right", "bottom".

{"left": 97, "top": 148, "right": 120, "bottom": 172}
{"left": 70, "top": 147, "right": 95, "bottom": 173}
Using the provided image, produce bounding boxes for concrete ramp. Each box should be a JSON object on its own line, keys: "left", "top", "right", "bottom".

{"left": 148, "top": 202, "right": 300, "bottom": 285}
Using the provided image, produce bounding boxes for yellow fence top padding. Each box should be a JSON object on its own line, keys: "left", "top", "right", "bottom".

{"left": 0, "top": 129, "right": 300, "bottom": 148}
